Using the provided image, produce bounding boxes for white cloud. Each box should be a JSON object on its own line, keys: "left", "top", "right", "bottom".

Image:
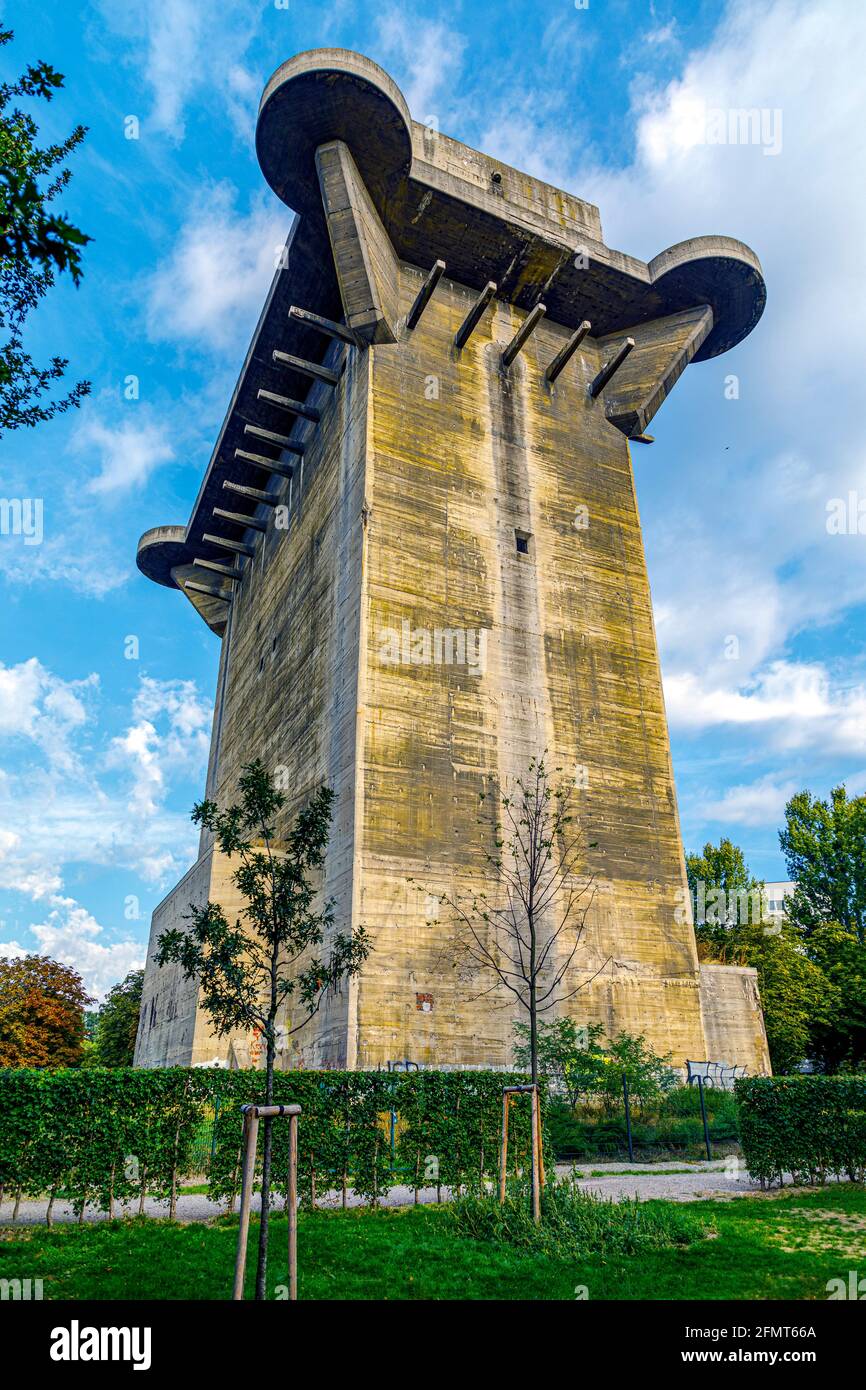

{"left": 552, "top": 0, "right": 866, "bottom": 800}
{"left": 702, "top": 775, "right": 800, "bottom": 827}
{"left": 0, "top": 658, "right": 98, "bottom": 773}
{"left": 665, "top": 660, "right": 866, "bottom": 758}
{"left": 0, "top": 666, "right": 212, "bottom": 996}
{"left": 645, "top": 20, "right": 679, "bottom": 48}
{"left": 72, "top": 411, "right": 175, "bottom": 495}
{"left": 375, "top": 9, "right": 467, "bottom": 120}
{"left": 108, "top": 676, "right": 211, "bottom": 819}
{"left": 142, "top": 0, "right": 202, "bottom": 137}
{"left": 95, "top": 0, "right": 262, "bottom": 142}
{"left": 25, "top": 898, "right": 144, "bottom": 1002}
{"left": 142, "top": 182, "right": 288, "bottom": 352}
{"left": 0, "top": 669, "right": 209, "bottom": 913}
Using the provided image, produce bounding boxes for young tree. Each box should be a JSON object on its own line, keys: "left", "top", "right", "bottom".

{"left": 512, "top": 1017, "right": 606, "bottom": 1108}
{"left": 0, "top": 954, "right": 93, "bottom": 1066}
{"left": 94, "top": 969, "right": 144, "bottom": 1066}
{"left": 780, "top": 786, "right": 866, "bottom": 945}
{"left": 429, "top": 755, "right": 607, "bottom": 1085}
{"left": 155, "top": 760, "right": 370, "bottom": 1300}
{"left": 0, "top": 27, "right": 91, "bottom": 433}
{"left": 597, "top": 1032, "right": 676, "bottom": 1113}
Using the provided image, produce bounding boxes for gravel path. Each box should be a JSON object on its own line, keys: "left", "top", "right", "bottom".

{"left": 1, "top": 1160, "right": 769, "bottom": 1227}
{"left": 563, "top": 1159, "right": 760, "bottom": 1202}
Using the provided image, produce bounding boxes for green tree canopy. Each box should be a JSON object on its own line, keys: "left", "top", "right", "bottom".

{"left": 806, "top": 923, "right": 866, "bottom": 1070}
{"left": 0, "top": 26, "right": 91, "bottom": 433}
{"left": 745, "top": 926, "right": 840, "bottom": 1075}
{"left": 780, "top": 786, "right": 866, "bottom": 944}
{"left": 93, "top": 969, "right": 144, "bottom": 1067}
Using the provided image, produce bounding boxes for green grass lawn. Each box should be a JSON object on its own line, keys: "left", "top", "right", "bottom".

{"left": 2, "top": 1186, "right": 864, "bottom": 1301}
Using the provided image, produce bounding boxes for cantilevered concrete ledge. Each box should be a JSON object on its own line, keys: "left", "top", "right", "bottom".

{"left": 137, "top": 47, "right": 766, "bottom": 607}
{"left": 137, "top": 525, "right": 193, "bottom": 588}
{"left": 255, "top": 48, "right": 765, "bottom": 360}
{"left": 257, "top": 49, "right": 413, "bottom": 223}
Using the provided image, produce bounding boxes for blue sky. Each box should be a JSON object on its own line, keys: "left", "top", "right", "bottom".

{"left": 1, "top": 0, "right": 864, "bottom": 997}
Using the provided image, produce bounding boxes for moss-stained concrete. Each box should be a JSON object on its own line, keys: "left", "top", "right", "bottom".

{"left": 135, "top": 50, "right": 769, "bottom": 1076}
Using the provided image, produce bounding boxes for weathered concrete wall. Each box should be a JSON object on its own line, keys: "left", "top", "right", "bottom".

{"left": 351, "top": 262, "right": 711, "bottom": 1068}
{"left": 700, "top": 963, "right": 772, "bottom": 1073}
{"left": 136, "top": 337, "right": 370, "bottom": 1069}
{"left": 134, "top": 851, "right": 216, "bottom": 1067}
{"left": 135, "top": 78, "right": 769, "bottom": 1075}
{"left": 136, "top": 259, "right": 770, "bottom": 1076}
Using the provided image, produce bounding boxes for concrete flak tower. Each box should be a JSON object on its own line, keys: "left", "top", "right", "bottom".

{"left": 134, "top": 49, "right": 771, "bottom": 1074}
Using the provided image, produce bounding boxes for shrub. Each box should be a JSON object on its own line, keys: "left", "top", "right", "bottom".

{"left": 0, "top": 1067, "right": 549, "bottom": 1218}
{"left": 546, "top": 1084, "right": 739, "bottom": 1161}
{"left": 736, "top": 1075, "right": 866, "bottom": 1185}
{"left": 452, "top": 1178, "right": 706, "bottom": 1257}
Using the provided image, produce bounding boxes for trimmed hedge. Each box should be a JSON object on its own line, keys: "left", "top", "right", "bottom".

{"left": 0, "top": 1068, "right": 546, "bottom": 1220}
{"left": 735, "top": 1075, "right": 866, "bottom": 1186}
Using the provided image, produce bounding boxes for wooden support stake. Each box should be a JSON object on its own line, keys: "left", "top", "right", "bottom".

{"left": 202, "top": 533, "right": 255, "bottom": 558}
{"left": 499, "top": 1093, "right": 510, "bottom": 1203}
{"left": 257, "top": 388, "right": 320, "bottom": 422}
{"left": 545, "top": 319, "right": 591, "bottom": 383}
{"left": 289, "top": 305, "right": 361, "bottom": 346}
{"left": 231, "top": 1104, "right": 301, "bottom": 1302}
{"left": 406, "top": 259, "right": 446, "bottom": 331}
{"left": 272, "top": 350, "right": 340, "bottom": 386}
{"left": 288, "top": 1112, "right": 298, "bottom": 1302}
{"left": 194, "top": 557, "right": 243, "bottom": 581}
{"left": 501, "top": 302, "right": 546, "bottom": 368}
{"left": 589, "top": 336, "right": 635, "bottom": 398}
{"left": 223, "top": 480, "right": 280, "bottom": 507}
{"left": 530, "top": 1085, "right": 541, "bottom": 1224}
{"left": 232, "top": 1108, "right": 259, "bottom": 1300}
{"left": 212, "top": 507, "right": 267, "bottom": 533}
{"left": 454, "top": 281, "right": 497, "bottom": 350}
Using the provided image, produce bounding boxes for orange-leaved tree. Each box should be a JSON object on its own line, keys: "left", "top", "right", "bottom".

{"left": 0, "top": 954, "right": 93, "bottom": 1067}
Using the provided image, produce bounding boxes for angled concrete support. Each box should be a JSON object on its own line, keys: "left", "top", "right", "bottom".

{"left": 315, "top": 139, "right": 399, "bottom": 344}
{"left": 223, "top": 480, "right": 281, "bottom": 507}
{"left": 235, "top": 448, "right": 294, "bottom": 480}
{"left": 272, "top": 350, "right": 340, "bottom": 385}
{"left": 184, "top": 579, "right": 232, "bottom": 601}
{"left": 194, "top": 557, "right": 243, "bottom": 581}
{"left": 454, "top": 282, "right": 497, "bottom": 350}
{"left": 242, "top": 423, "right": 305, "bottom": 455}
{"left": 212, "top": 507, "right": 268, "bottom": 533}
{"left": 501, "top": 302, "right": 546, "bottom": 368}
{"left": 406, "top": 259, "right": 445, "bottom": 330}
{"left": 288, "top": 305, "right": 361, "bottom": 346}
{"left": 590, "top": 337, "right": 635, "bottom": 398}
{"left": 599, "top": 305, "right": 714, "bottom": 437}
{"left": 257, "top": 388, "right": 320, "bottom": 422}
{"left": 202, "top": 533, "right": 256, "bottom": 558}
{"left": 545, "top": 320, "right": 591, "bottom": 383}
